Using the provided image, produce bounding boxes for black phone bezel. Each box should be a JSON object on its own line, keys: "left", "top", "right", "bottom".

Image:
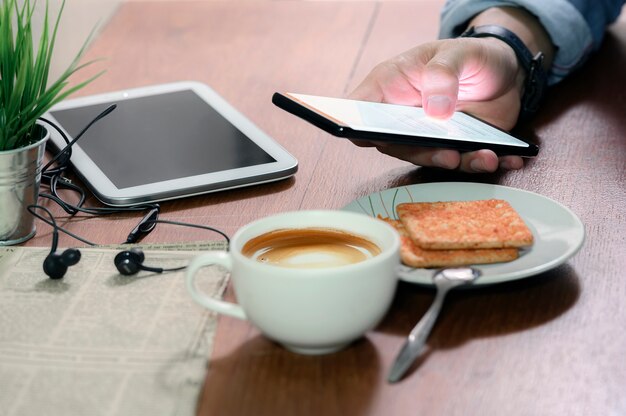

{"left": 272, "top": 92, "right": 539, "bottom": 157}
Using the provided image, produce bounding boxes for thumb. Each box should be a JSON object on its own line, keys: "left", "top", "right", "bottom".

{"left": 421, "top": 55, "right": 462, "bottom": 119}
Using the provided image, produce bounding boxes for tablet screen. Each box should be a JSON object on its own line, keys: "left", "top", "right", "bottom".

{"left": 50, "top": 89, "right": 276, "bottom": 189}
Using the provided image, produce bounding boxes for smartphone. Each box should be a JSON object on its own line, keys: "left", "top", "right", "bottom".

{"left": 272, "top": 92, "right": 538, "bottom": 157}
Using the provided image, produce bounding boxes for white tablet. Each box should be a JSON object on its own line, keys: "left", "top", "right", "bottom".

{"left": 45, "top": 82, "right": 298, "bottom": 206}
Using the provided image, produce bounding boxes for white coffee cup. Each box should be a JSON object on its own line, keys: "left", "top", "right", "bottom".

{"left": 185, "top": 210, "right": 400, "bottom": 355}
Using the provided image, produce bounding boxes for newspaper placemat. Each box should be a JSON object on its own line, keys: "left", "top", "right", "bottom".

{"left": 0, "top": 242, "right": 228, "bottom": 416}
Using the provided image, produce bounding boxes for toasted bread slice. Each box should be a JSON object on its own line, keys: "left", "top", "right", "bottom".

{"left": 396, "top": 199, "right": 533, "bottom": 250}
{"left": 381, "top": 217, "right": 519, "bottom": 268}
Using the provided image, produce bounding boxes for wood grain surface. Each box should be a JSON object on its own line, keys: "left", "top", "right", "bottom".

{"left": 24, "top": 1, "right": 626, "bottom": 415}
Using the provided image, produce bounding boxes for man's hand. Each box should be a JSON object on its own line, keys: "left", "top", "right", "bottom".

{"left": 348, "top": 7, "right": 554, "bottom": 173}
{"left": 349, "top": 37, "right": 524, "bottom": 172}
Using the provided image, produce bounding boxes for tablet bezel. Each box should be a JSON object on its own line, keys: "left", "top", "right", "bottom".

{"left": 45, "top": 82, "right": 298, "bottom": 206}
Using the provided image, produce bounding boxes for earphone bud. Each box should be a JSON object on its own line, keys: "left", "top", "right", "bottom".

{"left": 43, "top": 248, "right": 82, "bottom": 279}
{"left": 114, "top": 248, "right": 161, "bottom": 275}
{"left": 114, "top": 248, "right": 184, "bottom": 276}
{"left": 30, "top": 205, "right": 83, "bottom": 280}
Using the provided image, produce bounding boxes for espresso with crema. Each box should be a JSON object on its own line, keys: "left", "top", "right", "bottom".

{"left": 242, "top": 228, "right": 381, "bottom": 268}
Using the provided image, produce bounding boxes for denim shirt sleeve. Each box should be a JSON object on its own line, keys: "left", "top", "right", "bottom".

{"left": 439, "top": 0, "right": 625, "bottom": 84}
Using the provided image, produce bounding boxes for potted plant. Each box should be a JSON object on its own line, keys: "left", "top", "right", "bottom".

{"left": 0, "top": 0, "right": 100, "bottom": 245}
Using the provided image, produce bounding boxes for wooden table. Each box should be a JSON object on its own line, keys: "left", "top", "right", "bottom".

{"left": 27, "top": 1, "right": 626, "bottom": 415}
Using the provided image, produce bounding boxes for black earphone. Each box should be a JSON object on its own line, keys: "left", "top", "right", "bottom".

{"left": 113, "top": 248, "right": 185, "bottom": 276}
{"left": 32, "top": 206, "right": 83, "bottom": 279}
{"left": 43, "top": 248, "right": 82, "bottom": 280}
{"left": 29, "top": 205, "right": 229, "bottom": 279}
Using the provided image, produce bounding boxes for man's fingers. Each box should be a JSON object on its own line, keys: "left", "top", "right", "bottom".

{"left": 349, "top": 57, "right": 425, "bottom": 105}
{"left": 458, "top": 150, "right": 524, "bottom": 172}
{"left": 376, "top": 145, "right": 523, "bottom": 173}
{"left": 498, "top": 155, "right": 524, "bottom": 170}
{"left": 348, "top": 74, "right": 385, "bottom": 102}
{"left": 418, "top": 42, "right": 479, "bottom": 119}
{"left": 420, "top": 63, "right": 460, "bottom": 119}
{"left": 458, "top": 149, "right": 500, "bottom": 172}
{"left": 376, "top": 145, "right": 462, "bottom": 169}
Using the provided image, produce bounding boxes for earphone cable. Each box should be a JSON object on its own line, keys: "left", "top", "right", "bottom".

{"left": 39, "top": 108, "right": 160, "bottom": 217}
{"left": 39, "top": 188, "right": 158, "bottom": 216}
{"left": 27, "top": 205, "right": 98, "bottom": 247}
{"left": 28, "top": 205, "right": 230, "bottom": 249}
{"left": 141, "top": 219, "right": 230, "bottom": 245}
{"left": 39, "top": 104, "right": 116, "bottom": 173}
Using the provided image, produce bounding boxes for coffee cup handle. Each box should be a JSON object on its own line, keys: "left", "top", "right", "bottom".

{"left": 185, "top": 251, "right": 247, "bottom": 320}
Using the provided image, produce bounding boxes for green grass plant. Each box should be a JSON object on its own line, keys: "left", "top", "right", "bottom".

{"left": 0, "top": 0, "right": 102, "bottom": 151}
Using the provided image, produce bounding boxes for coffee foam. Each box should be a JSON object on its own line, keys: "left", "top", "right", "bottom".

{"left": 242, "top": 228, "right": 381, "bottom": 269}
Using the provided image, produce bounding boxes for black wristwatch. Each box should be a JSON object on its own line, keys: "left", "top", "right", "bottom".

{"left": 460, "top": 25, "right": 548, "bottom": 121}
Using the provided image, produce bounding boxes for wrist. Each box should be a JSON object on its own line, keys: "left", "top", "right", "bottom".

{"left": 468, "top": 7, "right": 554, "bottom": 70}
{"left": 460, "top": 25, "right": 548, "bottom": 121}
{"left": 479, "top": 36, "right": 527, "bottom": 94}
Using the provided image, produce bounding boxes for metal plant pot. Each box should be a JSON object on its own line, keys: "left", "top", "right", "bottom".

{"left": 0, "top": 124, "right": 49, "bottom": 245}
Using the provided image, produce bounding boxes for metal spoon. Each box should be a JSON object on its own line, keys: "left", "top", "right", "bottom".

{"left": 388, "top": 267, "right": 481, "bottom": 383}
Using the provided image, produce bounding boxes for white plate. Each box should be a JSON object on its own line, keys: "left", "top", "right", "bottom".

{"left": 342, "top": 182, "right": 585, "bottom": 286}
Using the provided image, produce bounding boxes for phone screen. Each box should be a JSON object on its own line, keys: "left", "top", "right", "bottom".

{"left": 284, "top": 93, "right": 530, "bottom": 149}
